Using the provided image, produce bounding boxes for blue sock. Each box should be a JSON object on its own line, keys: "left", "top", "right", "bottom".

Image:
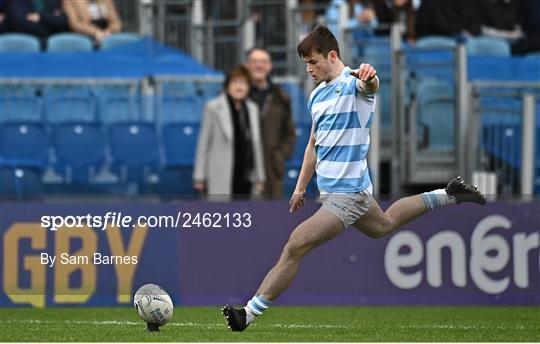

{"left": 246, "top": 294, "right": 273, "bottom": 319}
{"left": 421, "top": 189, "right": 456, "bottom": 211}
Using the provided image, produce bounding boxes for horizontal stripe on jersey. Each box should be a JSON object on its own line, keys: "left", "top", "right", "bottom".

{"left": 308, "top": 66, "right": 376, "bottom": 193}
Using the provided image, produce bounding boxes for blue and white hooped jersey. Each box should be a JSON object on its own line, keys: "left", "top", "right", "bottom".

{"left": 308, "top": 66, "right": 376, "bottom": 193}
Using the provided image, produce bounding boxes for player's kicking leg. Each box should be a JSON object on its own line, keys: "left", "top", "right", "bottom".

{"left": 352, "top": 176, "right": 486, "bottom": 239}
{"left": 222, "top": 207, "right": 344, "bottom": 331}
{"left": 222, "top": 176, "right": 486, "bottom": 331}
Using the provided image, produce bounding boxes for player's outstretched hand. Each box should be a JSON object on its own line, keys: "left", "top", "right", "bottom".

{"left": 289, "top": 192, "right": 305, "bottom": 213}
{"left": 350, "top": 63, "right": 377, "bottom": 82}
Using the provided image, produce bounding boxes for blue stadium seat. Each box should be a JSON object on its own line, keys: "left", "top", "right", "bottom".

{"left": 96, "top": 85, "right": 142, "bottom": 125}
{"left": 416, "top": 36, "right": 457, "bottom": 50}
{"left": 47, "top": 33, "right": 93, "bottom": 52}
{"left": 0, "top": 85, "right": 42, "bottom": 122}
{"left": 516, "top": 57, "right": 540, "bottom": 82}
{"left": 153, "top": 54, "right": 207, "bottom": 76}
{"left": 100, "top": 32, "right": 141, "bottom": 50}
{"left": 158, "top": 94, "right": 202, "bottom": 124}
{"left": 468, "top": 56, "right": 540, "bottom": 82}
{"left": 283, "top": 165, "right": 301, "bottom": 196}
{"left": 0, "top": 165, "right": 13, "bottom": 197}
{"left": 279, "top": 82, "right": 309, "bottom": 124}
{"left": 363, "top": 41, "right": 391, "bottom": 77}
{"left": 108, "top": 122, "right": 160, "bottom": 183}
{"left": 479, "top": 97, "right": 521, "bottom": 126}
{"left": 417, "top": 78, "right": 455, "bottom": 151}
{"left": 406, "top": 38, "right": 456, "bottom": 100}
{"left": 466, "top": 36, "right": 510, "bottom": 57}
{"left": 198, "top": 81, "right": 222, "bottom": 101}
{"left": 0, "top": 165, "right": 44, "bottom": 200}
{"left": 44, "top": 85, "right": 97, "bottom": 124}
{"left": 479, "top": 96, "right": 523, "bottom": 168}
{"left": 291, "top": 124, "right": 312, "bottom": 163}
{"left": 378, "top": 81, "right": 391, "bottom": 129}
{"left": 159, "top": 166, "right": 196, "bottom": 198}
{"left": 157, "top": 80, "right": 204, "bottom": 123}
{"left": 406, "top": 50, "right": 455, "bottom": 83}
{"left": 482, "top": 122, "right": 522, "bottom": 168}
{"left": 0, "top": 122, "right": 49, "bottom": 167}
{"left": 162, "top": 123, "right": 199, "bottom": 166}
{"left": 52, "top": 123, "right": 106, "bottom": 183}
{"left": 361, "top": 40, "right": 392, "bottom": 129}
{"left": 0, "top": 33, "right": 40, "bottom": 52}
{"left": 0, "top": 95, "right": 41, "bottom": 123}
{"left": 283, "top": 163, "right": 318, "bottom": 197}
{"left": 160, "top": 81, "right": 198, "bottom": 96}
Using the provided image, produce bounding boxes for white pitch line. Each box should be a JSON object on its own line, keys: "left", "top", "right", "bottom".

{"left": 2, "top": 319, "right": 353, "bottom": 329}
{"left": 2, "top": 319, "right": 221, "bottom": 327}
{"left": 397, "top": 324, "right": 534, "bottom": 331}
{"left": 268, "top": 323, "right": 351, "bottom": 329}
{"left": 3, "top": 319, "right": 536, "bottom": 331}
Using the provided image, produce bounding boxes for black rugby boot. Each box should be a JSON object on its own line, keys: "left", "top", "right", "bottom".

{"left": 445, "top": 176, "right": 487, "bottom": 205}
{"left": 222, "top": 305, "right": 249, "bottom": 331}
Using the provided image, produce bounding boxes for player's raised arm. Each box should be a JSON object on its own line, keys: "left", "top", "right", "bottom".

{"left": 350, "top": 63, "right": 379, "bottom": 94}
{"left": 289, "top": 125, "right": 317, "bottom": 213}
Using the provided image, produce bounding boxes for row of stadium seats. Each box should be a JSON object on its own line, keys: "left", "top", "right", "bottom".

{"left": 358, "top": 35, "right": 539, "bottom": 196}
{"left": 0, "top": 82, "right": 309, "bottom": 126}
{"left": 0, "top": 163, "right": 319, "bottom": 200}
{"left": 2, "top": 84, "right": 196, "bottom": 125}
{"left": 0, "top": 121, "right": 314, "bottom": 200}
{"left": 0, "top": 32, "right": 141, "bottom": 52}
{"left": 415, "top": 35, "right": 510, "bottom": 56}
{"left": 2, "top": 31, "right": 533, "bottom": 58}
{"left": 359, "top": 35, "right": 540, "bottom": 152}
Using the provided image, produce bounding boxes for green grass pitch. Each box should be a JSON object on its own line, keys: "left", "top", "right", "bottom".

{"left": 0, "top": 306, "right": 538, "bottom": 342}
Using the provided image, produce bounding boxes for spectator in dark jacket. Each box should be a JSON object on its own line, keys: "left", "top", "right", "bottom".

{"left": 511, "top": 0, "right": 540, "bottom": 54}
{"left": 416, "top": 0, "right": 481, "bottom": 38}
{"left": 245, "top": 47, "right": 296, "bottom": 199}
{"left": 4, "top": 0, "right": 68, "bottom": 40}
{"left": 373, "top": 0, "right": 417, "bottom": 42}
{"left": 475, "top": 0, "right": 522, "bottom": 40}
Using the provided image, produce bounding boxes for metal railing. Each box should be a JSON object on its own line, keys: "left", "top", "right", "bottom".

{"left": 384, "top": 21, "right": 540, "bottom": 197}
{"left": 467, "top": 83, "right": 538, "bottom": 196}
{"left": 136, "top": 0, "right": 329, "bottom": 76}
{"left": 138, "top": 0, "right": 194, "bottom": 55}
{"left": 392, "top": 38, "right": 460, "bottom": 189}
{"left": 114, "top": 0, "right": 140, "bottom": 33}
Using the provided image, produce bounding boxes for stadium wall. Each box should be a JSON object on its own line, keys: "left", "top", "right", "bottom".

{"left": 0, "top": 200, "right": 538, "bottom": 307}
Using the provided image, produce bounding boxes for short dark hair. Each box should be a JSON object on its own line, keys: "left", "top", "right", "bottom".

{"left": 297, "top": 25, "right": 340, "bottom": 59}
{"left": 223, "top": 65, "right": 252, "bottom": 89}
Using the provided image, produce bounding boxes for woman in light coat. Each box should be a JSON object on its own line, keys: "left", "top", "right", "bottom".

{"left": 193, "top": 65, "right": 265, "bottom": 199}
